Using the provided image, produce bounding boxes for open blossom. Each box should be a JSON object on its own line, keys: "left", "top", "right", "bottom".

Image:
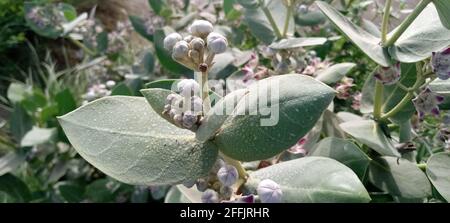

{"left": 335, "top": 77, "right": 354, "bottom": 100}
{"left": 431, "top": 47, "right": 450, "bottom": 80}
{"left": 374, "top": 63, "right": 401, "bottom": 85}
{"left": 351, "top": 92, "right": 362, "bottom": 110}
{"left": 301, "top": 57, "right": 330, "bottom": 77}
{"left": 412, "top": 88, "right": 444, "bottom": 119}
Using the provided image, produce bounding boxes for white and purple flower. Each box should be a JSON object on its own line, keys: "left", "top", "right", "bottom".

{"left": 431, "top": 47, "right": 450, "bottom": 80}
{"left": 412, "top": 88, "right": 444, "bottom": 119}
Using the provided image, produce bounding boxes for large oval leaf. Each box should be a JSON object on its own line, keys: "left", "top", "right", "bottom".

{"left": 58, "top": 96, "right": 218, "bottom": 186}
{"left": 309, "top": 137, "right": 371, "bottom": 179}
{"left": 315, "top": 1, "right": 390, "bottom": 66}
{"left": 269, "top": 37, "right": 327, "bottom": 50}
{"left": 369, "top": 156, "right": 432, "bottom": 199}
{"left": 244, "top": 157, "right": 371, "bottom": 203}
{"left": 426, "top": 152, "right": 450, "bottom": 202}
{"left": 214, "top": 74, "right": 335, "bottom": 161}
{"left": 433, "top": 0, "right": 450, "bottom": 29}
{"left": 340, "top": 120, "right": 400, "bottom": 157}
{"left": 388, "top": 4, "right": 450, "bottom": 63}
{"left": 315, "top": 62, "right": 356, "bottom": 85}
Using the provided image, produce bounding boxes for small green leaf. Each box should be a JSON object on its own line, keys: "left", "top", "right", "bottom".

{"left": 58, "top": 96, "right": 218, "bottom": 185}
{"left": 433, "top": 0, "right": 450, "bottom": 29}
{"left": 20, "top": 127, "right": 56, "bottom": 147}
{"left": 340, "top": 120, "right": 400, "bottom": 157}
{"left": 295, "top": 10, "right": 326, "bottom": 27}
{"left": 269, "top": 37, "right": 327, "bottom": 50}
{"left": 214, "top": 74, "right": 335, "bottom": 161}
{"left": 54, "top": 181, "right": 85, "bottom": 203}
{"left": 426, "top": 152, "right": 450, "bottom": 202}
{"left": 309, "top": 137, "right": 371, "bottom": 179}
{"left": 129, "top": 15, "right": 153, "bottom": 42}
{"left": 0, "top": 151, "right": 27, "bottom": 176}
{"left": 244, "top": 157, "right": 371, "bottom": 202}
{"left": 9, "top": 104, "right": 33, "bottom": 143}
{"left": 55, "top": 88, "right": 77, "bottom": 116}
{"left": 111, "top": 82, "right": 133, "bottom": 96}
{"left": 315, "top": 62, "right": 356, "bottom": 84}
{"left": 0, "top": 174, "right": 31, "bottom": 202}
{"left": 315, "top": 1, "right": 390, "bottom": 66}
{"left": 140, "top": 88, "right": 174, "bottom": 123}
{"left": 145, "top": 79, "right": 180, "bottom": 90}
{"left": 164, "top": 186, "right": 191, "bottom": 203}
{"left": 369, "top": 156, "right": 432, "bottom": 199}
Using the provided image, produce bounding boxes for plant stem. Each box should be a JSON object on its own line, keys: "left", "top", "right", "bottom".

{"left": 69, "top": 37, "right": 96, "bottom": 56}
{"left": 195, "top": 71, "right": 211, "bottom": 113}
{"left": 373, "top": 80, "right": 384, "bottom": 120}
{"left": 220, "top": 152, "right": 248, "bottom": 180}
{"left": 384, "top": 0, "right": 431, "bottom": 47}
{"left": 381, "top": 0, "right": 392, "bottom": 44}
{"left": 282, "top": 0, "right": 293, "bottom": 37}
{"left": 259, "top": 0, "right": 283, "bottom": 39}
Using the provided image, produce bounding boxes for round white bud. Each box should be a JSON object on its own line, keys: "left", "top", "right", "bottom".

{"left": 106, "top": 80, "right": 116, "bottom": 89}
{"left": 189, "top": 20, "right": 213, "bottom": 38}
{"left": 257, "top": 179, "right": 282, "bottom": 203}
{"left": 217, "top": 164, "right": 239, "bottom": 187}
{"left": 177, "top": 79, "right": 200, "bottom": 97}
{"left": 207, "top": 32, "right": 228, "bottom": 54}
{"left": 172, "top": 40, "right": 189, "bottom": 60}
{"left": 182, "top": 111, "right": 198, "bottom": 129}
{"left": 190, "top": 37, "right": 205, "bottom": 51}
{"left": 163, "top": 32, "right": 182, "bottom": 51}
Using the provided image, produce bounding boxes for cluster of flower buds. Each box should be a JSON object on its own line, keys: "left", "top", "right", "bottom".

{"left": 431, "top": 47, "right": 450, "bottom": 80}
{"left": 301, "top": 54, "right": 331, "bottom": 77}
{"left": 335, "top": 77, "right": 354, "bottom": 100}
{"left": 163, "top": 79, "right": 204, "bottom": 131}
{"left": 412, "top": 88, "right": 444, "bottom": 120}
{"left": 257, "top": 179, "right": 283, "bottom": 203}
{"left": 374, "top": 63, "right": 401, "bottom": 85}
{"left": 241, "top": 53, "right": 270, "bottom": 84}
{"left": 108, "top": 21, "right": 134, "bottom": 54}
{"left": 163, "top": 20, "right": 228, "bottom": 71}
{"left": 144, "top": 12, "right": 163, "bottom": 36}
{"left": 82, "top": 80, "right": 116, "bottom": 103}
{"left": 72, "top": 18, "right": 104, "bottom": 49}
{"left": 351, "top": 92, "right": 362, "bottom": 111}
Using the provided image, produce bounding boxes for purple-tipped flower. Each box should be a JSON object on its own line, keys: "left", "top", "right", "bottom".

{"left": 201, "top": 189, "right": 219, "bottom": 203}
{"left": 257, "top": 179, "right": 282, "bottom": 203}
{"left": 432, "top": 47, "right": 450, "bottom": 80}
{"left": 217, "top": 164, "right": 239, "bottom": 187}
{"left": 412, "top": 88, "right": 444, "bottom": 119}
{"left": 335, "top": 77, "right": 354, "bottom": 100}
{"left": 374, "top": 63, "right": 401, "bottom": 85}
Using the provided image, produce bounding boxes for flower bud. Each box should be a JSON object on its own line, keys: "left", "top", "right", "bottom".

{"left": 182, "top": 111, "right": 198, "bottom": 129}
{"left": 173, "top": 114, "right": 183, "bottom": 125}
{"left": 166, "top": 93, "right": 181, "bottom": 105}
{"left": 183, "top": 179, "right": 197, "bottom": 188}
{"left": 177, "top": 79, "right": 200, "bottom": 97}
{"left": 207, "top": 32, "right": 228, "bottom": 54}
{"left": 374, "top": 63, "right": 401, "bottom": 85}
{"left": 201, "top": 189, "right": 219, "bottom": 203}
{"left": 106, "top": 80, "right": 116, "bottom": 89}
{"left": 196, "top": 178, "right": 209, "bottom": 192}
{"left": 217, "top": 164, "right": 238, "bottom": 187}
{"left": 163, "top": 32, "right": 182, "bottom": 51}
{"left": 431, "top": 47, "right": 450, "bottom": 80}
{"left": 190, "top": 96, "right": 203, "bottom": 113}
{"left": 189, "top": 20, "right": 213, "bottom": 38}
{"left": 257, "top": 179, "right": 282, "bottom": 203}
{"left": 169, "top": 108, "right": 182, "bottom": 119}
{"left": 172, "top": 40, "right": 190, "bottom": 60}
{"left": 190, "top": 37, "right": 205, "bottom": 51}
{"left": 220, "top": 186, "right": 233, "bottom": 199}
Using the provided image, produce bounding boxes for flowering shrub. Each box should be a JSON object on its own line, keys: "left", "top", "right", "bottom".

{"left": 1, "top": 0, "right": 450, "bottom": 203}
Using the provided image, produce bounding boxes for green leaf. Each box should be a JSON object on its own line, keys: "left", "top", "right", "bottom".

{"left": 140, "top": 88, "right": 174, "bottom": 123}
{"left": 315, "top": 1, "right": 390, "bottom": 67}
{"left": 369, "top": 156, "right": 432, "bottom": 199}
{"left": 429, "top": 79, "right": 450, "bottom": 110}
{"left": 58, "top": 96, "right": 219, "bottom": 185}
{"left": 0, "top": 174, "right": 31, "bottom": 202}
{"left": 55, "top": 88, "right": 77, "bottom": 116}
{"left": 154, "top": 27, "right": 193, "bottom": 76}
{"left": 244, "top": 157, "right": 371, "bottom": 202}
{"left": 111, "top": 82, "right": 132, "bottom": 96}
{"left": 315, "top": 62, "right": 356, "bottom": 84}
{"left": 433, "top": 0, "right": 450, "bottom": 29}
{"left": 340, "top": 120, "right": 400, "bottom": 157}
{"left": 388, "top": 4, "right": 450, "bottom": 63}
{"left": 9, "top": 104, "right": 33, "bottom": 143}
{"left": 309, "top": 137, "right": 371, "bottom": 179}
{"left": 145, "top": 79, "right": 180, "bottom": 90}
{"left": 0, "top": 151, "right": 26, "bottom": 176}
{"left": 426, "top": 152, "right": 450, "bottom": 202}
{"left": 214, "top": 74, "right": 335, "bottom": 161}
{"left": 148, "top": 0, "right": 166, "bottom": 15}
{"left": 268, "top": 37, "right": 327, "bottom": 50}
{"left": 54, "top": 181, "right": 85, "bottom": 203}
{"left": 295, "top": 10, "right": 326, "bottom": 27}
{"left": 20, "top": 127, "right": 56, "bottom": 147}
{"left": 129, "top": 15, "right": 153, "bottom": 42}
{"left": 85, "top": 179, "right": 117, "bottom": 202}
{"left": 196, "top": 89, "right": 248, "bottom": 142}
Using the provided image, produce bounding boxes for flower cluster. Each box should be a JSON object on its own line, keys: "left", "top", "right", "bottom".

{"left": 335, "top": 77, "right": 354, "bottom": 100}
{"left": 82, "top": 80, "right": 116, "bottom": 103}
{"left": 412, "top": 88, "right": 444, "bottom": 119}
{"left": 351, "top": 92, "right": 362, "bottom": 111}
{"left": 301, "top": 55, "right": 331, "bottom": 76}
{"left": 374, "top": 63, "right": 401, "bottom": 85}
{"left": 107, "top": 21, "right": 134, "bottom": 54}
{"left": 431, "top": 47, "right": 450, "bottom": 80}
{"left": 162, "top": 79, "right": 204, "bottom": 131}
{"left": 26, "top": 6, "right": 64, "bottom": 30}
{"left": 163, "top": 20, "right": 228, "bottom": 71}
